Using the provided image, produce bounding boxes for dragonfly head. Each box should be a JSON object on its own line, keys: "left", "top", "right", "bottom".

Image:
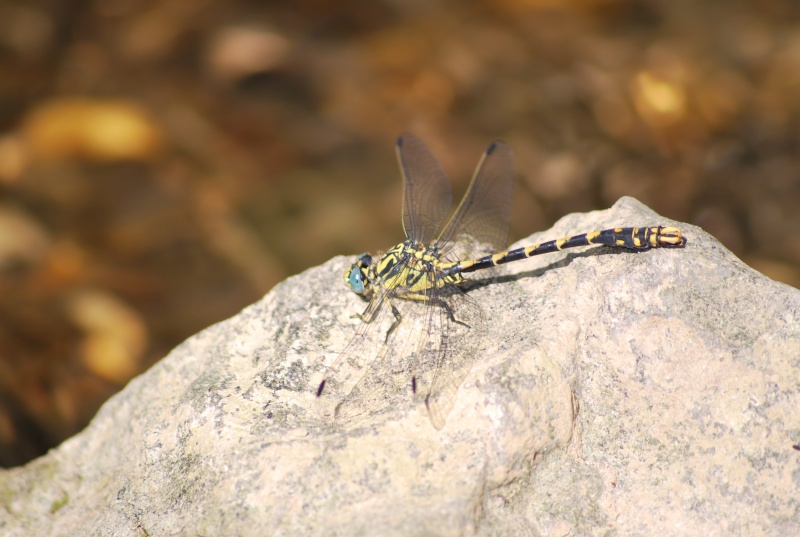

{"left": 344, "top": 253, "right": 373, "bottom": 297}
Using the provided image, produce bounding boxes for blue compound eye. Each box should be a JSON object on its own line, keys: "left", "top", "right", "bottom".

{"left": 348, "top": 265, "right": 366, "bottom": 294}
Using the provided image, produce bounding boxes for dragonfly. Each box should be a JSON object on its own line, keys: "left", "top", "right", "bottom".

{"left": 316, "top": 135, "right": 684, "bottom": 429}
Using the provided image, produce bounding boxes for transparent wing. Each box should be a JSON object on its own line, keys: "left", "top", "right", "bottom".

{"left": 397, "top": 135, "right": 453, "bottom": 245}
{"left": 315, "top": 285, "right": 396, "bottom": 417}
{"left": 418, "top": 285, "right": 484, "bottom": 430}
{"left": 333, "top": 284, "right": 482, "bottom": 430}
{"left": 436, "top": 141, "right": 514, "bottom": 261}
{"left": 321, "top": 268, "right": 484, "bottom": 429}
{"left": 331, "top": 290, "right": 433, "bottom": 425}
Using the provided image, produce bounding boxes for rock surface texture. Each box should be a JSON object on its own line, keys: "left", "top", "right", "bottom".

{"left": 1, "top": 197, "right": 798, "bottom": 537}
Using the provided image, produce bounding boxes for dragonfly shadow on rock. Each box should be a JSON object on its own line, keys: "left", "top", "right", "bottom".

{"left": 463, "top": 253, "right": 577, "bottom": 293}
{"left": 314, "top": 135, "right": 686, "bottom": 431}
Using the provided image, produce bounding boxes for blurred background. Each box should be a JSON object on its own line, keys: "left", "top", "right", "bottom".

{"left": 1, "top": 0, "right": 799, "bottom": 467}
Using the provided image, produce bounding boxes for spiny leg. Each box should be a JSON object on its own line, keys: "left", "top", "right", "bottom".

{"left": 432, "top": 296, "right": 470, "bottom": 329}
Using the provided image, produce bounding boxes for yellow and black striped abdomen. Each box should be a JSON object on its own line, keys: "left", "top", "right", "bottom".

{"left": 444, "top": 226, "right": 684, "bottom": 276}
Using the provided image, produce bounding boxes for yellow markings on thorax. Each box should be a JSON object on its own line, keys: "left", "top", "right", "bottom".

{"left": 372, "top": 240, "right": 455, "bottom": 295}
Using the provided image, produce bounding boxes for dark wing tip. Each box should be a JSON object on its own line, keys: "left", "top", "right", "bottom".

{"left": 316, "top": 380, "right": 326, "bottom": 397}
{"left": 485, "top": 140, "right": 509, "bottom": 155}
{"left": 396, "top": 134, "right": 414, "bottom": 149}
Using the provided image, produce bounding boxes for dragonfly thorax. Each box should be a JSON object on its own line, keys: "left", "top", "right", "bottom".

{"left": 343, "top": 240, "right": 464, "bottom": 300}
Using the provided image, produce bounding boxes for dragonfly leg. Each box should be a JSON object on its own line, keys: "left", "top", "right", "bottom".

{"left": 433, "top": 297, "right": 470, "bottom": 329}
{"left": 384, "top": 303, "right": 402, "bottom": 344}
{"left": 353, "top": 295, "right": 382, "bottom": 323}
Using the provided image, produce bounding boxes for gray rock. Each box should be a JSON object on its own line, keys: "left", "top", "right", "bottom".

{"left": 1, "top": 197, "right": 798, "bottom": 537}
